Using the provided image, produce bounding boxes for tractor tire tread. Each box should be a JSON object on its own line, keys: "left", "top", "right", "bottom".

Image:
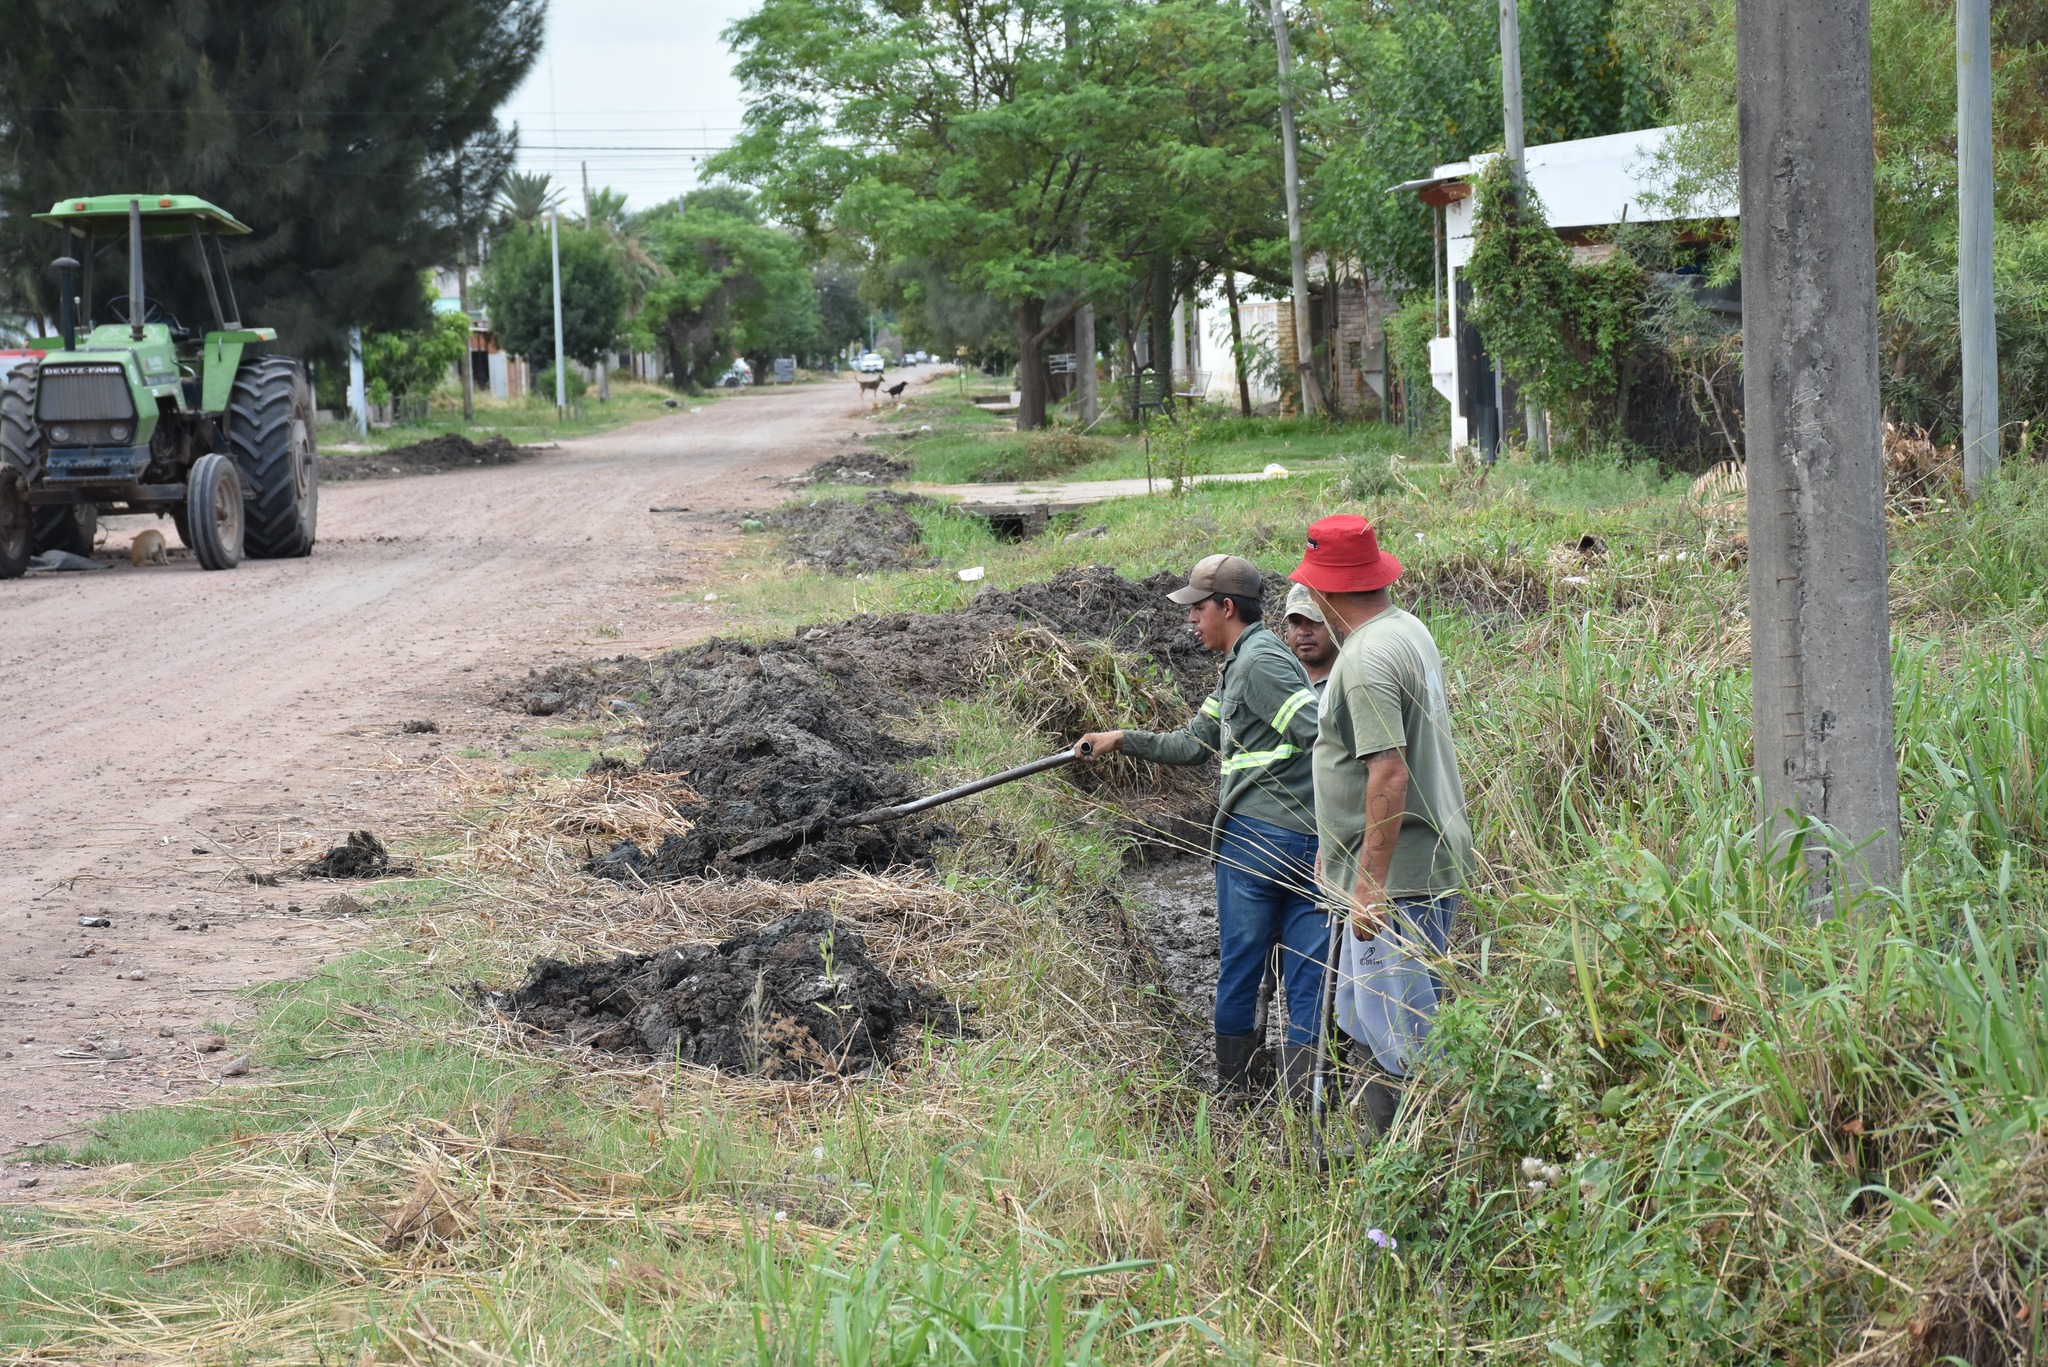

{"left": 226, "top": 354, "right": 317, "bottom": 559}
{"left": 0, "top": 368, "right": 41, "bottom": 579}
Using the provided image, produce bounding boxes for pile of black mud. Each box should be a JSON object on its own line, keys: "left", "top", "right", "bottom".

{"left": 507, "top": 567, "right": 1220, "bottom": 882}
{"left": 588, "top": 638, "right": 935, "bottom": 882}
{"left": 327, "top": 433, "right": 536, "bottom": 482}
{"left": 304, "top": 830, "right": 415, "bottom": 879}
{"left": 494, "top": 911, "right": 967, "bottom": 1077}
{"left": 798, "top": 450, "right": 911, "bottom": 486}
{"left": 767, "top": 491, "right": 932, "bottom": 574}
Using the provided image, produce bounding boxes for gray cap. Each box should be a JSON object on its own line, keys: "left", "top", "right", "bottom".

{"left": 1283, "top": 582, "right": 1325, "bottom": 623}
{"left": 1166, "top": 553, "right": 1263, "bottom": 604}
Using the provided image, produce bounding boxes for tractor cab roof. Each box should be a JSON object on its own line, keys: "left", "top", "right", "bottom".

{"left": 34, "top": 194, "right": 251, "bottom": 237}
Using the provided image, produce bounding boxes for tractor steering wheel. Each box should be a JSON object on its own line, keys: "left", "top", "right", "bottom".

{"left": 102, "top": 295, "right": 185, "bottom": 333}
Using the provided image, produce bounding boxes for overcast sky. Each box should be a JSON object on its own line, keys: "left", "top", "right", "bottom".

{"left": 500, "top": 0, "right": 761, "bottom": 212}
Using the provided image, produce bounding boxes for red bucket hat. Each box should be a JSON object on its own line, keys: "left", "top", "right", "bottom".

{"left": 1289, "top": 514, "right": 1403, "bottom": 594}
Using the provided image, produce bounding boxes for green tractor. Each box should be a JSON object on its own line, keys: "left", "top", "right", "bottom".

{"left": 0, "top": 193, "right": 318, "bottom": 577}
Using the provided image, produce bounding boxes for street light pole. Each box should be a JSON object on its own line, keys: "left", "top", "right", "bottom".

{"left": 1958, "top": 0, "right": 1998, "bottom": 495}
{"left": 1737, "top": 0, "right": 1902, "bottom": 897}
{"left": 549, "top": 209, "right": 567, "bottom": 416}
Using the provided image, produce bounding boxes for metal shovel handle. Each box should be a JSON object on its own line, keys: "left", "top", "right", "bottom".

{"left": 835, "top": 745, "right": 1090, "bottom": 828}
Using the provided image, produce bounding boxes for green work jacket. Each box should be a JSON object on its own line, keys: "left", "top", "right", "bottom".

{"left": 1122, "top": 621, "right": 1321, "bottom": 853}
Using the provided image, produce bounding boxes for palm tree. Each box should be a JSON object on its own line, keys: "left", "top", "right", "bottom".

{"left": 496, "top": 171, "right": 562, "bottom": 232}
{"left": 578, "top": 186, "right": 669, "bottom": 389}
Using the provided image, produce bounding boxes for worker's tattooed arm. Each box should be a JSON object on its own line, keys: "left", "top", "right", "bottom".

{"left": 1351, "top": 747, "right": 1410, "bottom": 938}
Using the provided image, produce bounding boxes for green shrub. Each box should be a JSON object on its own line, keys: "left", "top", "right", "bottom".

{"left": 1334, "top": 445, "right": 1402, "bottom": 500}
{"left": 532, "top": 365, "right": 589, "bottom": 402}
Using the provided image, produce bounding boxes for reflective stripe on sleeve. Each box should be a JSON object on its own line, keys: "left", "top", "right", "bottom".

{"left": 1199, "top": 697, "right": 1222, "bottom": 719}
{"left": 1270, "top": 687, "right": 1317, "bottom": 733}
{"left": 1219, "top": 743, "right": 1301, "bottom": 773}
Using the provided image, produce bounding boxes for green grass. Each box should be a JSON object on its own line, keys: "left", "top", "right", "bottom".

{"left": 8, "top": 438, "right": 2048, "bottom": 1363}
{"left": 867, "top": 390, "right": 1380, "bottom": 486}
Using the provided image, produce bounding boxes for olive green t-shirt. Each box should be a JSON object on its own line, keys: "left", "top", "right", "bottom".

{"left": 1313, "top": 605, "right": 1475, "bottom": 899}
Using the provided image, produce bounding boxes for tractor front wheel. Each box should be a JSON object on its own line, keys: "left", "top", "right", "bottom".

{"left": 185, "top": 453, "right": 244, "bottom": 571}
{"left": 31, "top": 504, "right": 97, "bottom": 558}
{"left": 0, "top": 367, "right": 41, "bottom": 579}
{"left": 227, "top": 355, "right": 317, "bottom": 558}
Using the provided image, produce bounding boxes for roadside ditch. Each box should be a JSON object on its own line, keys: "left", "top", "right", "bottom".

{"left": 492, "top": 565, "right": 1240, "bottom": 1077}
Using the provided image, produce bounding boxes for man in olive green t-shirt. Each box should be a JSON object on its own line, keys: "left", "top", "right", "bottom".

{"left": 1291, "top": 514, "right": 1473, "bottom": 1123}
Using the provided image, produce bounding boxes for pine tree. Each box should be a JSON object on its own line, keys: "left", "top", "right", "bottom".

{"left": 0, "top": 0, "right": 543, "bottom": 360}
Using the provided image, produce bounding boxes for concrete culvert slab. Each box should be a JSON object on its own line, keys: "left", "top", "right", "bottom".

{"left": 493, "top": 910, "right": 969, "bottom": 1078}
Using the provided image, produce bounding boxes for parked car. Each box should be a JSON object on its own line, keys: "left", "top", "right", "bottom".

{"left": 855, "top": 353, "right": 885, "bottom": 373}
{"left": 718, "top": 359, "right": 753, "bottom": 388}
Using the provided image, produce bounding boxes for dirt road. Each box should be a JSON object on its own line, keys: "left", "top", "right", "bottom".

{"left": 0, "top": 381, "right": 864, "bottom": 1155}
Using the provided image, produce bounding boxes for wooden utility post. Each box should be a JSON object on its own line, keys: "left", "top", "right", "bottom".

{"left": 1737, "top": 0, "right": 1902, "bottom": 894}
{"left": 1269, "top": 0, "right": 1325, "bottom": 417}
{"left": 1958, "top": 0, "right": 1998, "bottom": 495}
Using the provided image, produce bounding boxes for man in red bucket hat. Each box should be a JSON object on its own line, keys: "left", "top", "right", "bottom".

{"left": 1291, "top": 514, "right": 1474, "bottom": 1136}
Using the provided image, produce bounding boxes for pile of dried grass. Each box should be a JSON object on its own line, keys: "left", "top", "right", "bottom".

{"left": 1689, "top": 458, "right": 1748, "bottom": 521}
{"left": 1886, "top": 423, "right": 1961, "bottom": 519}
{"left": 1402, "top": 549, "right": 1556, "bottom": 622}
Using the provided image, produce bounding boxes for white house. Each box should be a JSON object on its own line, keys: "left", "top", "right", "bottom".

{"left": 1395, "top": 125, "right": 1738, "bottom": 455}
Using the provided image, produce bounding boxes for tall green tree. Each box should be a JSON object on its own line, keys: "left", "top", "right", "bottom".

{"left": 718, "top": 0, "right": 1272, "bottom": 428}
{"left": 0, "top": 0, "right": 542, "bottom": 358}
{"left": 480, "top": 225, "right": 629, "bottom": 371}
{"left": 1303, "top": 0, "right": 1661, "bottom": 292}
{"left": 636, "top": 205, "right": 816, "bottom": 389}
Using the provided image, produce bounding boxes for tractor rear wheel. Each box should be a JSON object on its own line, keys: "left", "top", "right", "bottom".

{"left": 185, "top": 452, "right": 244, "bottom": 571}
{"left": 31, "top": 504, "right": 97, "bottom": 558}
{"left": 226, "top": 355, "right": 317, "bottom": 558}
{"left": 0, "top": 367, "right": 41, "bottom": 579}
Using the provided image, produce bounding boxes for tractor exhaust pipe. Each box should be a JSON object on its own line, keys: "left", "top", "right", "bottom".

{"left": 54, "top": 256, "right": 79, "bottom": 350}
{"left": 128, "top": 199, "right": 144, "bottom": 341}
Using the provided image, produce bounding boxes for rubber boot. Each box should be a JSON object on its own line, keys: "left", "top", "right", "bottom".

{"left": 1214, "top": 1032, "right": 1262, "bottom": 1095}
{"left": 1358, "top": 1076, "right": 1402, "bottom": 1138}
{"left": 1278, "top": 1043, "right": 1320, "bottom": 1107}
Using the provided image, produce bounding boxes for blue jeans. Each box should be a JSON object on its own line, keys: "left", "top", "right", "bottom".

{"left": 1213, "top": 813, "right": 1326, "bottom": 1046}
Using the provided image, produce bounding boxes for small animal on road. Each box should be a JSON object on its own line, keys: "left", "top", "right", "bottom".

{"left": 856, "top": 373, "right": 884, "bottom": 407}
{"left": 884, "top": 380, "right": 908, "bottom": 399}
{"left": 130, "top": 529, "right": 169, "bottom": 567}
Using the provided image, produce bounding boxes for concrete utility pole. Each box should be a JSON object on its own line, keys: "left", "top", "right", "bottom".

{"left": 1737, "top": 0, "right": 1903, "bottom": 895}
{"left": 1065, "top": 7, "right": 1099, "bottom": 428}
{"left": 1269, "top": 0, "right": 1326, "bottom": 417}
{"left": 1497, "top": 0, "right": 1548, "bottom": 456}
{"left": 1958, "top": 0, "right": 1998, "bottom": 495}
{"left": 549, "top": 210, "right": 567, "bottom": 415}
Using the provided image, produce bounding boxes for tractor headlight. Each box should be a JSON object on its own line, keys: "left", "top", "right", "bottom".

{"left": 49, "top": 425, "right": 70, "bottom": 444}
{"left": 108, "top": 424, "right": 130, "bottom": 442}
